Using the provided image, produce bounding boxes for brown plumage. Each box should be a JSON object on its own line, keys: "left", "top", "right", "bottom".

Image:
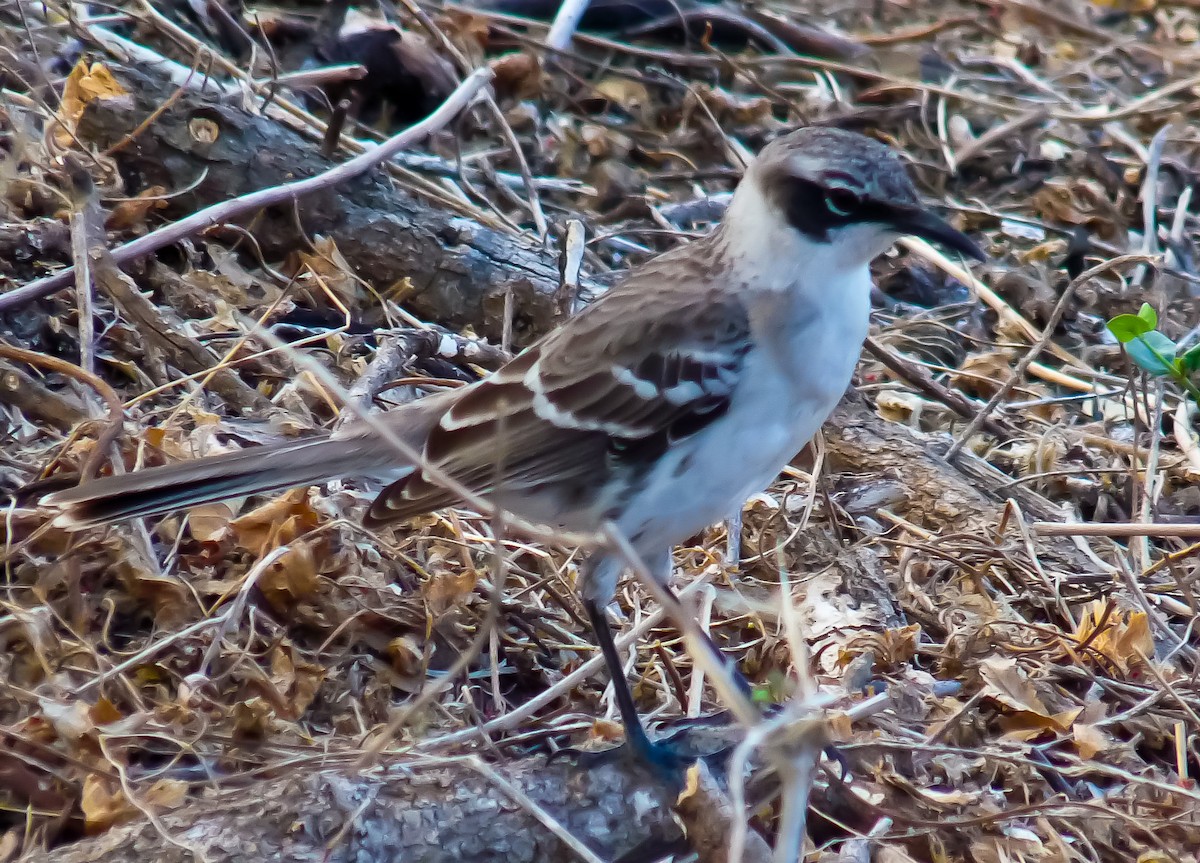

{"left": 40, "top": 126, "right": 985, "bottom": 766}
{"left": 43, "top": 236, "right": 750, "bottom": 534}
{"left": 42, "top": 126, "right": 982, "bottom": 591}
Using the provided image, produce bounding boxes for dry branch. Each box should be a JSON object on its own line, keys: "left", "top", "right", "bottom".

{"left": 20, "top": 742, "right": 743, "bottom": 863}
{"left": 3, "top": 67, "right": 574, "bottom": 342}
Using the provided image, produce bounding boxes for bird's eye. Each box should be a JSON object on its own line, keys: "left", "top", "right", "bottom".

{"left": 824, "top": 187, "right": 861, "bottom": 217}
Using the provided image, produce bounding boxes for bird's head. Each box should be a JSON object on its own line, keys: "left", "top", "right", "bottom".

{"left": 724, "top": 126, "right": 984, "bottom": 276}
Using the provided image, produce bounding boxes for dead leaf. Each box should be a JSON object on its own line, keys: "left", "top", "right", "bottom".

{"left": 81, "top": 776, "right": 187, "bottom": 832}
{"left": 105, "top": 186, "right": 168, "bottom": 232}
{"left": 57, "top": 60, "right": 130, "bottom": 146}
{"left": 490, "top": 52, "right": 542, "bottom": 101}
{"left": 269, "top": 643, "right": 326, "bottom": 718}
{"left": 587, "top": 77, "right": 652, "bottom": 122}
{"left": 89, "top": 697, "right": 123, "bottom": 726}
{"left": 229, "top": 488, "right": 320, "bottom": 557}
{"left": 1073, "top": 723, "right": 1111, "bottom": 758}
{"left": 978, "top": 656, "right": 1048, "bottom": 716}
{"left": 682, "top": 85, "right": 777, "bottom": 127}
{"left": 260, "top": 539, "right": 321, "bottom": 610}
{"left": 186, "top": 502, "right": 235, "bottom": 543}
{"left": 232, "top": 697, "right": 274, "bottom": 738}
{"left": 291, "top": 237, "right": 364, "bottom": 310}
{"left": 38, "top": 698, "right": 93, "bottom": 742}
{"left": 422, "top": 565, "right": 479, "bottom": 615}
{"left": 951, "top": 350, "right": 1015, "bottom": 398}
{"left": 1074, "top": 601, "right": 1153, "bottom": 676}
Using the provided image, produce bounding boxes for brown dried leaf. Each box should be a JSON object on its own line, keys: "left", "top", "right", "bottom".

{"left": 57, "top": 60, "right": 129, "bottom": 146}
{"left": 81, "top": 777, "right": 187, "bottom": 832}
{"left": 978, "top": 656, "right": 1048, "bottom": 716}
{"left": 422, "top": 565, "right": 478, "bottom": 616}
{"left": 37, "top": 698, "right": 93, "bottom": 742}
{"left": 1075, "top": 601, "right": 1153, "bottom": 675}
{"left": 260, "top": 539, "right": 321, "bottom": 610}
{"left": 589, "top": 77, "right": 652, "bottom": 120}
{"left": 229, "top": 488, "right": 320, "bottom": 557}
{"left": 269, "top": 643, "right": 326, "bottom": 718}
{"left": 490, "top": 52, "right": 542, "bottom": 101}
{"left": 951, "top": 350, "right": 1014, "bottom": 398}
{"left": 232, "top": 697, "right": 274, "bottom": 738}
{"left": 105, "top": 186, "right": 167, "bottom": 232}
{"left": 1073, "top": 723, "right": 1112, "bottom": 758}
{"left": 292, "top": 237, "right": 364, "bottom": 309}
{"left": 186, "top": 502, "right": 235, "bottom": 543}
{"left": 682, "top": 85, "right": 777, "bottom": 126}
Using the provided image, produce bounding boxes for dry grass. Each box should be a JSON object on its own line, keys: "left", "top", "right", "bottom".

{"left": 1, "top": 0, "right": 1200, "bottom": 860}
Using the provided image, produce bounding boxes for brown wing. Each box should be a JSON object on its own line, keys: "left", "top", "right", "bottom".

{"left": 366, "top": 272, "right": 751, "bottom": 526}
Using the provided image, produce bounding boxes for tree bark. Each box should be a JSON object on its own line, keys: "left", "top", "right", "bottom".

{"left": 23, "top": 740, "right": 770, "bottom": 863}
{"left": 73, "top": 68, "right": 574, "bottom": 344}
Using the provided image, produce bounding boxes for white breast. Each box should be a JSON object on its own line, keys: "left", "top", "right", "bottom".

{"left": 617, "top": 263, "right": 873, "bottom": 555}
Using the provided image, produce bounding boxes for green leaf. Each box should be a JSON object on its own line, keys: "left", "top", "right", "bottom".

{"left": 1181, "top": 344, "right": 1200, "bottom": 376}
{"left": 1108, "top": 313, "right": 1153, "bottom": 343}
{"left": 1126, "top": 330, "right": 1177, "bottom": 376}
{"left": 1137, "top": 302, "right": 1158, "bottom": 329}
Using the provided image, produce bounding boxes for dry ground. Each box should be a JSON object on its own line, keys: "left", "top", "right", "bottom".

{"left": 1, "top": 0, "right": 1199, "bottom": 860}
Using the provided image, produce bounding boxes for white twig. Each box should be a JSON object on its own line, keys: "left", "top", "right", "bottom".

{"left": 546, "top": 0, "right": 593, "bottom": 51}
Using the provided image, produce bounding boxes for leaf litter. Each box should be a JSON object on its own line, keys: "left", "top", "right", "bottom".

{"left": 1, "top": 0, "right": 1200, "bottom": 860}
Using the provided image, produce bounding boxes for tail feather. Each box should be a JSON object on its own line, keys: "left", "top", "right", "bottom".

{"left": 41, "top": 436, "right": 396, "bottom": 529}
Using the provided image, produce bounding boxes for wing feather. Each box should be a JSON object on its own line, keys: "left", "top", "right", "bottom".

{"left": 367, "top": 270, "right": 752, "bottom": 526}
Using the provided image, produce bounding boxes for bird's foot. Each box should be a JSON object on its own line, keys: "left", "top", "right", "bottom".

{"left": 561, "top": 724, "right": 696, "bottom": 788}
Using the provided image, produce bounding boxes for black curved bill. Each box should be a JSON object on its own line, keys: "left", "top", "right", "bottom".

{"left": 888, "top": 207, "right": 986, "bottom": 262}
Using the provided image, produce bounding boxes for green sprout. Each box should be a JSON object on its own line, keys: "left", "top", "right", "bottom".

{"left": 1107, "top": 303, "right": 1200, "bottom": 406}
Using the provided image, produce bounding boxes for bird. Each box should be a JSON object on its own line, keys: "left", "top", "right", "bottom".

{"left": 40, "top": 126, "right": 984, "bottom": 767}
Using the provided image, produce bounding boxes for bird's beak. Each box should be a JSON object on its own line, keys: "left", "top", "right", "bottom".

{"left": 887, "top": 206, "right": 986, "bottom": 262}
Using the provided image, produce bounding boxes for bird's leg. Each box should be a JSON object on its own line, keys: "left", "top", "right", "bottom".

{"left": 582, "top": 597, "right": 686, "bottom": 774}
{"left": 576, "top": 552, "right": 692, "bottom": 778}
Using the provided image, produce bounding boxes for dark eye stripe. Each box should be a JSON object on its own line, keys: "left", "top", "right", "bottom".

{"left": 769, "top": 176, "right": 895, "bottom": 242}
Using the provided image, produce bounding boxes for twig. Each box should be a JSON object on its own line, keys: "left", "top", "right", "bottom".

{"left": 415, "top": 571, "right": 715, "bottom": 752}
{"left": 0, "top": 68, "right": 494, "bottom": 313}
{"left": 556, "top": 219, "right": 586, "bottom": 317}
{"left": 945, "top": 254, "right": 1155, "bottom": 460}
{"left": 864, "top": 335, "right": 1011, "bottom": 437}
{"left": 66, "top": 162, "right": 100, "bottom": 377}
{"left": 0, "top": 343, "right": 122, "bottom": 482}
{"left": 545, "top": 0, "right": 593, "bottom": 52}
{"left": 1134, "top": 125, "right": 1171, "bottom": 287}
{"left": 0, "top": 359, "right": 89, "bottom": 428}
{"left": 192, "top": 545, "right": 290, "bottom": 680}
{"left": 1032, "top": 522, "right": 1200, "bottom": 538}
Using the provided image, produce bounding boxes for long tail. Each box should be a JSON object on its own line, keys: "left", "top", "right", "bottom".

{"left": 40, "top": 435, "right": 404, "bottom": 529}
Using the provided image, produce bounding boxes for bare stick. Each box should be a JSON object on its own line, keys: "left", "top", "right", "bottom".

{"left": 546, "top": 0, "right": 593, "bottom": 51}
{"left": 1032, "top": 522, "right": 1200, "bottom": 538}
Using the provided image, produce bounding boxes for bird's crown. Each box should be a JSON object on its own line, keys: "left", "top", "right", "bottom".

{"left": 752, "top": 126, "right": 919, "bottom": 210}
